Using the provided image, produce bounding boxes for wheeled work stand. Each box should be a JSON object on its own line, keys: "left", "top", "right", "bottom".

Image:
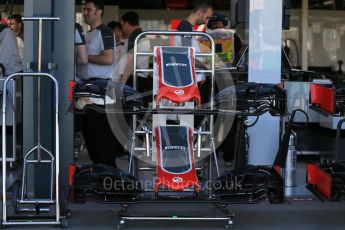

{"left": 120, "top": 30, "right": 234, "bottom": 229}
{"left": 1, "top": 73, "right": 64, "bottom": 227}
{"left": 1, "top": 17, "right": 67, "bottom": 227}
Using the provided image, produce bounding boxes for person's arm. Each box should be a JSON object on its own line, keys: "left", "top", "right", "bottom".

{"left": 88, "top": 48, "right": 114, "bottom": 65}
{"left": 75, "top": 44, "right": 88, "bottom": 64}
{"left": 121, "top": 52, "right": 133, "bottom": 84}
{"left": 75, "top": 24, "right": 88, "bottom": 65}
{"left": 192, "top": 39, "right": 208, "bottom": 70}
{"left": 88, "top": 26, "right": 115, "bottom": 65}
{"left": 121, "top": 32, "right": 135, "bottom": 84}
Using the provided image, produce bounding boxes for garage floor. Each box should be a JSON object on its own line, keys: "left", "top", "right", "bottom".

{"left": 0, "top": 199, "right": 344, "bottom": 230}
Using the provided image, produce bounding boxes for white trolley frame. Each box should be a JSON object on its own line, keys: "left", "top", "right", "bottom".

{"left": 120, "top": 31, "right": 234, "bottom": 229}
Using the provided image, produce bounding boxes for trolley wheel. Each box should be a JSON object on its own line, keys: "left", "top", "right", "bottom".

{"left": 225, "top": 219, "right": 234, "bottom": 229}
{"left": 116, "top": 219, "right": 126, "bottom": 229}
{"left": 60, "top": 216, "right": 68, "bottom": 228}
{"left": 61, "top": 208, "right": 72, "bottom": 218}
{"left": 35, "top": 203, "right": 41, "bottom": 215}
{"left": 60, "top": 191, "right": 72, "bottom": 218}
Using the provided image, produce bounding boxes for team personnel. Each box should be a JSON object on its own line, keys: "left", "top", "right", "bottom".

{"left": 78, "top": 0, "right": 120, "bottom": 167}
{"left": 107, "top": 21, "right": 127, "bottom": 82}
{"left": 8, "top": 14, "right": 24, "bottom": 61}
{"left": 176, "top": 1, "right": 213, "bottom": 46}
{"left": 175, "top": 1, "right": 213, "bottom": 104}
{"left": 206, "top": 12, "right": 242, "bottom": 65}
{"left": 120, "top": 11, "right": 150, "bottom": 94}
{"left": 77, "top": 0, "right": 115, "bottom": 80}
{"left": 0, "top": 19, "right": 22, "bottom": 76}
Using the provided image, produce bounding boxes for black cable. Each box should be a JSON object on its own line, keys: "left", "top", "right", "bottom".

{"left": 290, "top": 108, "right": 309, "bottom": 128}
{"left": 284, "top": 38, "right": 300, "bottom": 68}
{"left": 244, "top": 115, "right": 260, "bottom": 128}
{"left": 335, "top": 118, "right": 345, "bottom": 161}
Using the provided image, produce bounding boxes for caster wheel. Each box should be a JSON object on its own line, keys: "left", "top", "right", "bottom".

{"left": 60, "top": 217, "right": 68, "bottom": 228}
{"left": 61, "top": 208, "right": 72, "bottom": 218}
{"left": 117, "top": 219, "right": 126, "bottom": 229}
{"left": 225, "top": 219, "right": 234, "bottom": 229}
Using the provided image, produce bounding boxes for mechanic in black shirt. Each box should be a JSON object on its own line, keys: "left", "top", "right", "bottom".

{"left": 175, "top": 2, "right": 213, "bottom": 105}
{"left": 176, "top": 1, "right": 213, "bottom": 46}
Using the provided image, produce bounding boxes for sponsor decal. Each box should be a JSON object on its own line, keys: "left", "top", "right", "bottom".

{"left": 164, "top": 146, "right": 186, "bottom": 150}
{"left": 172, "top": 177, "right": 183, "bottom": 183}
{"left": 166, "top": 63, "right": 187, "bottom": 67}
{"left": 174, "top": 89, "right": 184, "bottom": 95}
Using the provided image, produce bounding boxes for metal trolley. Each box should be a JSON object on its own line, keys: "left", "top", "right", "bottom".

{"left": 119, "top": 31, "right": 235, "bottom": 229}
{"left": 1, "top": 16, "right": 66, "bottom": 227}
{"left": 129, "top": 31, "right": 217, "bottom": 178}
{"left": 1, "top": 73, "right": 65, "bottom": 227}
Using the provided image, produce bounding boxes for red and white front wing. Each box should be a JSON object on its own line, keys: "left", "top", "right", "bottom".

{"left": 155, "top": 126, "right": 200, "bottom": 192}
{"left": 155, "top": 46, "right": 201, "bottom": 106}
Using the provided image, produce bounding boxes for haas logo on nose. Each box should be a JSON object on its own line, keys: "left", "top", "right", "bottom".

{"left": 174, "top": 89, "right": 184, "bottom": 95}
{"left": 172, "top": 177, "right": 183, "bottom": 183}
